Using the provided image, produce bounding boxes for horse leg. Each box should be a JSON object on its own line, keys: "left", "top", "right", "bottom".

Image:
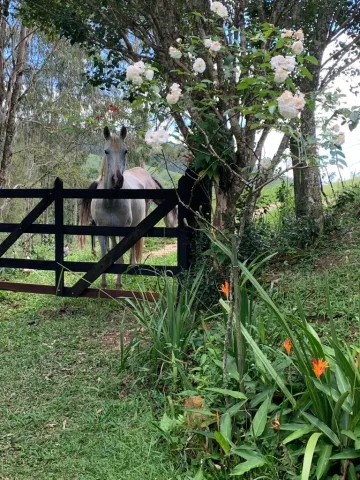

{"left": 110, "top": 236, "right": 123, "bottom": 289}
{"left": 99, "top": 236, "right": 108, "bottom": 288}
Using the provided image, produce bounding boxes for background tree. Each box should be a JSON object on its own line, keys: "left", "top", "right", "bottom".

{"left": 20, "top": 0, "right": 312, "bottom": 235}
{"left": 250, "top": 0, "right": 360, "bottom": 231}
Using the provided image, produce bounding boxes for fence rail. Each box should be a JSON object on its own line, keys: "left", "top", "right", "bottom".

{"left": 0, "top": 170, "right": 211, "bottom": 299}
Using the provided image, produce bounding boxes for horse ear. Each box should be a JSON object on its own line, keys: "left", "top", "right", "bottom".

{"left": 120, "top": 126, "right": 127, "bottom": 140}
{"left": 104, "top": 126, "right": 111, "bottom": 140}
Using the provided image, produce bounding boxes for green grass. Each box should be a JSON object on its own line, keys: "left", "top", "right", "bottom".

{"left": 259, "top": 217, "right": 360, "bottom": 342}
{"left": 0, "top": 291, "right": 189, "bottom": 479}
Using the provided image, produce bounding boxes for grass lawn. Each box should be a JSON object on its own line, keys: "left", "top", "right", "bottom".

{"left": 2, "top": 181, "right": 360, "bottom": 478}
{"left": 0, "top": 282, "right": 189, "bottom": 479}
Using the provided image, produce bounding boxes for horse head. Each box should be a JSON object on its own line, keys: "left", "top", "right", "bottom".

{"left": 103, "top": 125, "right": 127, "bottom": 189}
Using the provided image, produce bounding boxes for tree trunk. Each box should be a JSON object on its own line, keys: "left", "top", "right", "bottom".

{"left": 291, "top": 105, "right": 323, "bottom": 233}
{"left": 291, "top": 50, "right": 324, "bottom": 233}
{"left": 0, "top": 24, "right": 28, "bottom": 188}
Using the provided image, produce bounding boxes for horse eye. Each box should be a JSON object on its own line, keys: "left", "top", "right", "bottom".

{"left": 104, "top": 149, "right": 109, "bottom": 155}
{"left": 125, "top": 149, "right": 128, "bottom": 154}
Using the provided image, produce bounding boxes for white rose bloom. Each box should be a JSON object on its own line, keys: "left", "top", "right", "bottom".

{"left": 210, "top": 1, "right": 228, "bottom": 18}
{"left": 166, "top": 83, "right": 182, "bottom": 104}
{"left": 193, "top": 57, "right": 206, "bottom": 74}
{"left": 294, "top": 29, "right": 304, "bottom": 41}
{"left": 277, "top": 90, "right": 305, "bottom": 119}
{"left": 210, "top": 41, "right": 222, "bottom": 53}
{"left": 281, "top": 29, "right": 293, "bottom": 38}
{"left": 133, "top": 61, "right": 146, "bottom": 74}
{"left": 270, "top": 55, "right": 296, "bottom": 72}
{"left": 204, "top": 38, "right": 212, "bottom": 48}
{"left": 292, "top": 41, "right": 304, "bottom": 55}
{"left": 292, "top": 92, "right": 305, "bottom": 110}
{"left": 166, "top": 92, "right": 181, "bottom": 104}
{"left": 335, "top": 132, "right": 345, "bottom": 146}
{"left": 274, "top": 67, "right": 289, "bottom": 83}
{"left": 145, "top": 131, "right": 158, "bottom": 145}
{"left": 145, "top": 69, "right": 154, "bottom": 81}
{"left": 176, "top": 38, "right": 182, "bottom": 44}
{"left": 126, "top": 65, "right": 142, "bottom": 82}
{"left": 169, "top": 47, "right": 182, "bottom": 59}
{"left": 156, "top": 130, "right": 169, "bottom": 144}
{"left": 170, "top": 82, "right": 181, "bottom": 93}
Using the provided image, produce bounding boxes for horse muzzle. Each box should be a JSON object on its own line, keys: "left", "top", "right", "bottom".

{"left": 112, "top": 171, "right": 124, "bottom": 190}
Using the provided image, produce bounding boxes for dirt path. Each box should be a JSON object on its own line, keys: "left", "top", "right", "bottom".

{"left": 146, "top": 243, "right": 177, "bottom": 258}
{"left": 254, "top": 202, "right": 281, "bottom": 215}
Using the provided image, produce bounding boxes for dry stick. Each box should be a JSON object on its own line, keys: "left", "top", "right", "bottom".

{"left": 232, "top": 236, "right": 245, "bottom": 394}
{"left": 222, "top": 268, "right": 234, "bottom": 401}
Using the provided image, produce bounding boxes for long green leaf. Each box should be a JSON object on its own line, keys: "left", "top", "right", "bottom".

{"left": 193, "top": 467, "right": 204, "bottom": 480}
{"left": 230, "top": 457, "right": 266, "bottom": 476}
{"left": 205, "top": 388, "right": 247, "bottom": 400}
{"left": 251, "top": 397, "right": 270, "bottom": 438}
{"left": 302, "top": 412, "right": 340, "bottom": 446}
{"left": 283, "top": 425, "right": 314, "bottom": 445}
{"left": 330, "top": 450, "right": 360, "bottom": 460}
{"left": 331, "top": 391, "right": 350, "bottom": 432}
{"left": 316, "top": 443, "right": 332, "bottom": 480}
{"left": 301, "top": 433, "right": 322, "bottom": 480}
{"left": 220, "top": 412, "right": 232, "bottom": 442}
{"left": 214, "top": 431, "right": 230, "bottom": 454}
{"left": 335, "top": 365, "right": 351, "bottom": 394}
{"left": 240, "top": 322, "right": 296, "bottom": 406}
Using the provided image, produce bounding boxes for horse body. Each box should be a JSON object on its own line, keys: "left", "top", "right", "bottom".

{"left": 80, "top": 126, "right": 177, "bottom": 289}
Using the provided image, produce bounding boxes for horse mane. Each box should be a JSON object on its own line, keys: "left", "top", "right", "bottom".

{"left": 99, "top": 133, "right": 122, "bottom": 181}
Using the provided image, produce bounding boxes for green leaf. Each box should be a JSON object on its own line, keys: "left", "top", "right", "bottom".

{"left": 299, "top": 66, "right": 313, "bottom": 80}
{"left": 251, "top": 397, "right": 270, "bottom": 438}
{"left": 230, "top": 457, "right": 266, "bottom": 476}
{"left": 232, "top": 448, "right": 264, "bottom": 461}
{"left": 283, "top": 425, "right": 314, "bottom": 445}
{"left": 316, "top": 443, "right": 332, "bottom": 479}
{"left": 330, "top": 450, "right": 360, "bottom": 460}
{"left": 335, "top": 365, "right": 351, "bottom": 394}
{"left": 205, "top": 388, "right": 247, "bottom": 400}
{"left": 302, "top": 433, "right": 323, "bottom": 480}
{"left": 159, "top": 413, "right": 177, "bottom": 433}
{"left": 268, "top": 104, "right": 276, "bottom": 115}
{"left": 342, "top": 430, "right": 358, "bottom": 441}
{"left": 302, "top": 412, "right": 340, "bottom": 446}
{"left": 193, "top": 467, "right": 204, "bottom": 480}
{"left": 220, "top": 412, "right": 232, "bottom": 442}
{"left": 214, "top": 431, "right": 230, "bottom": 454}
{"left": 240, "top": 324, "right": 296, "bottom": 406}
{"left": 305, "top": 55, "right": 319, "bottom": 65}
{"left": 331, "top": 391, "right": 350, "bottom": 432}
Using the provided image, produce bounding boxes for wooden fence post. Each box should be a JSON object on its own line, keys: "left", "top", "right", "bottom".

{"left": 177, "top": 168, "right": 212, "bottom": 271}
{"left": 54, "top": 178, "right": 64, "bottom": 295}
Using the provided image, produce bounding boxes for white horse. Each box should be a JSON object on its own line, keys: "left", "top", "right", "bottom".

{"left": 79, "top": 126, "right": 177, "bottom": 288}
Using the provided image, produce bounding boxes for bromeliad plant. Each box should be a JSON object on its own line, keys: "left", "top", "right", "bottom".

{"left": 209, "top": 236, "right": 360, "bottom": 478}
{"left": 127, "top": 268, "right": 213, "bottom": 386}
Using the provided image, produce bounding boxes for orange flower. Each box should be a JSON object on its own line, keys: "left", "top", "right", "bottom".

{"left": 312, "top": 358, "right": 329, "bottom": 380}
{"left": 220, "top": 281, "right": 230, "bottom": 299}
{"left": 283, "top": 339, "right": 292, "bottom": 355}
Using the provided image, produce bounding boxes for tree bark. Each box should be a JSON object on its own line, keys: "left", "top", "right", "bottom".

{"left": 0, "top": 24, "right": 29, "bottom": 187}
{"left": 291, "top": 104, "right": 323, "bottom": 233}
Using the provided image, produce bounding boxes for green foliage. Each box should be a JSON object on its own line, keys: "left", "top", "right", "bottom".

{"left": 127, "top": 268, "right": 208, "bottom": 386}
